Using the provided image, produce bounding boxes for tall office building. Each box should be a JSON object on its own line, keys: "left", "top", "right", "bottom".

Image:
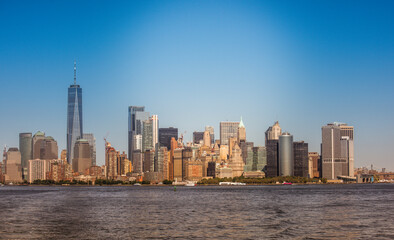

{"left": 67, "top": 62, "right": 83, "bottom": 164}
{"left": 32, "top": 131, "right": 45, "bottom": 159}
{"left": 142, "top": 119, "right": 153, "bottom": 152}
{"left": 339, "top": 123, "right": 354, "bottom": 140}
{"left": 203, "top": 131, "right": 211, "bottom": 147}
{"left": 253, "top": 146, "right": 267, "bottom": 172}
{"left": 159, "top": 127, "right": 178, "bottom": 150}
{"left": 220, "top": 121, "right": 239, "bottom": 145}
{"left": 83, "top": 133, "right": 96, "bottom": 166}
{"left": 279, "top": 133, "right": 294, "bottom": 176}
{"left": 266, "top": 140, "right": 279, "bottom": 177}
{"left": 293, "top": 141, "right": 309, "bottom": 177}
{"left": 4, "top": 148, "right": 23, "bottom": 183}
{"left": 19, "top": 132, "right": 32, "bottom": 179}
{"left": 193, "top": 132, "right": 204, "bottom": 144}
{"left": 151, "top": 115, "right": 159, "bottom": 149}
{"left": 205, "top": 126, "right": 215, "bottom": 145}
{"left": 128, "top": 106, "right": 149, "bottom": 161}
{"left": 237, "top": 117, "right": 246, "bottom": 144}
{"left": 73, "top": 139, "right": 91, "bottom": 174}
{"left": 321, "top": 123, "right": 342, "bottom": 180}
{"left": 265, "top": 121, "right": 282, "bottom": 145}
{"left": 341, "top": 136, "right": 354, "bottom": 177}
{"left": 308, "top": 152, "right": 320, "bottom": 178}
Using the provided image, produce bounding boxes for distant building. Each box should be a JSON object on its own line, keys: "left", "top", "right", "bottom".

{"left": 184, "top": 159, "right": 203, "bottom": 181}
{"left": 237, "top": 117, "right": 246, "bottom": 144}
{"left": 83, "top": 133, "right": 96, "bottom": 166}
{"left": 105, "top": 142, "right": 118, "bottom": 180}
{"left": 308, "top": 152, "right": 320, "bottom": 178}
{"left": 151, "top": 115, "right": 159, "bottom": 149}
{"left": 144, "top": 150, "right": 155, "bottom": 173}
{"left": 243, "top": 144, "right": 255, "bottom": 172}
{"left": 159, "top": 127, "right": 178, "bottom": 150}
{"left": 279, "top": 133, "right": 294, "bottom": 176}
{"left": 228, "top": 144, "right": 244, "bottom": 177}
{"left": 265, "top": 121, "right": 282, "bottom": 146}
{"left": 205, "top": 126, "right": 215, "bottom": 145}
{"left": 322, "top": 123, "right": 343, "bottom": 180}
{"left": 73, "top": 139, "right": 91, "bottom": 174}
{"left": 203, "top": 131, "right": 211, "bottom": 147}
{"left": 220, "top": 121, "right": 239, "bottom": 145}
{"left": 341, "top": 136, "right": 354, "bottom": 177}
{"left": 132, "top": 151, "right": 144, "bottom": 174}
{"left": 216, "top": 167, "right": 233, "bottom": 178}
{"left": 207, "top": 161, "right": 216, "bottom": 177}
{"left": 128, "top": 106, "right": 149, "bottom": 161}
{"left": 142, "top": 119, "right": 153, "bottom": 152}
{"left": 173, "top": 148, "right": 183, "bottom": 181}
{"left": 293, "top": 141, "right": 309, "bottom": 177}
{"left": 4, "top": 148, "right": 23, "bottom": 183}
{"left": 67, "top": 62, "right": 83, "bottom": 164}
{"left": 32, "top": 131, "right": 46, "bottom": 159}
{"left": 253, "top": 146, "right": 267, "bottom": 172}
{"left": 193, "top": 131, "right": 204, "bottom": 144}
{"left": 19, "top": 132, "right": 32, "bottom": 180}
{"left": 28, "top": 159, "right": 51, "bottom": 183}
{"left": 266, "top": 140, "right": 279, "bottom": 177}
{"left": 157, "top": 147, "right": 168, "bottom": 181}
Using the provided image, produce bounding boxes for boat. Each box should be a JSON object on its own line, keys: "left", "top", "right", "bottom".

{"left": 134, "top": 183, "right": 142, "bottom": 186}
{"left": 219, "top": 182, "right": 246, "bottom": 186}
{"left": 282, "top": 182, "right": 292, "bottom": 185}
{"left": 185, "top": 182, "right": 196, "bottom": 187}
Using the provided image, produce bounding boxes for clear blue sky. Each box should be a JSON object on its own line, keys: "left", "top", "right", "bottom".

{"left": 1, "top": 0, "right": 393, "bottom": 170}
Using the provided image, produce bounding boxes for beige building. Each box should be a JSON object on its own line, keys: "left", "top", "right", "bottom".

{"left": 105, "top": 142, "right": 118, "bottom": 180}
{"left": 184, "top": 159, "right": 203, "bottom": 181}
{"left": 203, "top": 130, "right": 211, "bottom": 147}
{"left": 228, "top": 144, "right": 245, "bottom": 177}
{"left": 265, "top": 121, "right": 282, "bottom": 145}
{"left": 219, "top": 145, "right": 229, "bottom": 161}
{"left": 73, "top": 139, "right": 92, "bottom": 174}
{"left": 216, "top": 167, "right": 233, "bottom": 178}
{"left": 308, "top": 152, "right": 320, "bottom": 178}
{"left": 237, "top": 117, "right": 246, "bottom": 144}
{"left": 4, "top": 148, "right": 23, "bottom": 183}
{"left": 28, "top": 159, "right": 51, "bottom": 183}
{"left": 173, "top": 148, "right": 183, "bottom": 181}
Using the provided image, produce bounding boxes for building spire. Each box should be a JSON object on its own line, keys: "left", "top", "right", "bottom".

{"left": 74, "top": 61, "right": 76, "bottom": 85}
{"left": 239, "top": 116, "right": 245, "bottom": 128}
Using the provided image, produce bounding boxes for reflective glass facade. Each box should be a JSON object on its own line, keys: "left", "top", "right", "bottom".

{"left": 67, "top": 84, "right": 83, "bottom": 164}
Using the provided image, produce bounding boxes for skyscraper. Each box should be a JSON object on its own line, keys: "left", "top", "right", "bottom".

{"left": 83, "top": 133, "right": 96, "bottom": 166}
{"left": 279, "top": 133, "right": 294, "bottom": 176}
{"left": 205, "top": 126, "right": 215, "bottom": 145}
{"left": 293, "top": 141, "right": 309, "bottom": 177}
{"left": 151, "top": 115, "right": 159, "bottom": 149}
{"left": 159, "top": 127, "right": 178, "bottom": 150}
{"left": 142, "top": 119, "right": 153, "bottom": 152}
{"left": 265, "top": 121, "right": 282, "bottom": 146}
{"left": 266, "top": 140, "right": 279, "bottom": 177}
{"left": 193, "top": 131, "right": 204, "bottom": 144}
{"left": 237, "top": 117, "right": 246, "bottom": 144}
{"left": 73, "top": 139, "right": 91, "bottom": 174}
{"left": 67, "top": 61, "right": 83, "bottom": 164}
{"left": 220, "top": 121, "right": 239, "bottom": 145}
{"left": 19, "top": 132, "right": 32, "bottom": 179}
{"left": 128, "top": 106, "right": 149, "bottom": 160}
{"left": 321, "top": 123, "right": 342, "bottom": 180}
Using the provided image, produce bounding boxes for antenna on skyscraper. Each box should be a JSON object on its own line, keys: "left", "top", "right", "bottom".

{"left": 74, "top": 60, "right": 76, "bottom": 85}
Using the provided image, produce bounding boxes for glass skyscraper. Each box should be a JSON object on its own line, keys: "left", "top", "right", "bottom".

{"left": 67, "top": 62, "right": 83, "bottom": 164}
{"left": 128, "top": 106, "right": 149, "bottom": 162}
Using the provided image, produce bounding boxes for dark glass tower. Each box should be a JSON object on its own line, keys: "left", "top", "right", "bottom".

{"left": 67, "top": 62, "right": 83, "bottom": 164}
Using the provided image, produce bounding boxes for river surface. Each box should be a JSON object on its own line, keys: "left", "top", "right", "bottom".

{"left": 0, "top": 184, "right": 393, "bottom": 239}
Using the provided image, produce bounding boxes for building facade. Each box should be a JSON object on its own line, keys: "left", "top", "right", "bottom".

{"left": 220, "top": 121, "right": 239, "bottom": 145}
{"left": 159, "top": 127, "right": 178, "bottom": 150}
{"left": 19, "top": 132, "right": 32, "bottom": 179}
{"left": 293, "top": 141, "right": 309, "bottom": 177}
{"left": 279, "top": 133, "right": 294, "bottom": 176}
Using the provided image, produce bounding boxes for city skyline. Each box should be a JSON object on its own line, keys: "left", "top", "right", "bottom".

{"left": 1, "top": 1, "right": 394, "bottom": 170}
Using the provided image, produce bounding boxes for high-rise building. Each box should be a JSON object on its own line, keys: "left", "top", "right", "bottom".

{"left": 266, "top": 140, "right": 279, "bottom": 177}
{"left": 128, "top": 106, "right": 149, "bottom": 161}
{"left": 193, "top": 131, "right": 204, "bottom": 144}
{"left": 321, "top": 123, "right": 342, "bottom": 180}
{"left": 105, "top": 142, "right": 118, "bottom": 180}
{"left": 32, "top": 131, "right": 45, "bottom": 159}
{"left": 173, "top": 148, "right": 183, "bottom": 181}
{"left": 203, "top": 131, "right": 211, "bottom": 147}
{"left": 279, "top": 133, "right": 294, "bottom": 176}
{"left": 19, "top": 132, "right": 32, "bottom": 179}
{"left": 28, "top": 159, "right": 51, "bottom": 183}
{"left": 339, "top": 123, "right": 354, "bottom": 140}
{"left": 40, "top": 137, "right": 58, "bottom": 160}
{"left": 253, "top": 146, "right": 267, "bottom": 172}
{"left": 293, "top": 141, "right": 309, "bottom": 177}
{"left": 308, "top": 152, "right": 320, "bottom": 178}
{"left": 142, "top": 119, "right": 153, "bottom": 152}
{"left": 265, "top": 121, "right": 282, "bottom": 146}
{"left": 220, "top": 121, "right": 239, "bottom": 145}
{"left": 341, "top": 136, "right": 354, "bottom": 177}
{"left": 237, "top": 117, "right": 246, "bottom": 144}
{"left": 83, "top": 133, "right": 96, "bottom": 166}
{"left": 67, "top": 61, "right": 83, "bottom": 165}
{"left": 4, "top": 148, "right": 23, "bottom": 183}
{"left": 157, "top": 147, "right": 168, "bottom": 180}
{"left": 159, "top": 127, "right": 178, "bottom": 150}
{"left": 205, "top": 126, "right": 215, "bottom": 145}
{"left": 151, "top": 115, "right": 159, "bottom": 149}
{"left": 73, "top": 139, "right": 91, "bottom": 174}
{"left": 228, "top": 144, "right": 244, "bottom": 177}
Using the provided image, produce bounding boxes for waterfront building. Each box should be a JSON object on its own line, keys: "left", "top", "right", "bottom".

{"left": 19, "top": 133, "right": 32, "bottom": 179}
{"left": 28, "top": 159, "right": 51, "bottom": 183}
{"left": 265, "top": 121, "right": 282, "bottom": 146}
{"left": 216, "top": 167, "right": 233, "bottom": 178}
{"left": 193, "top": 131, "right": 204, "bottom": 144}
{"left": 48, "top": 160, "right": 72, "bottom": 182}
{"left": 228, "top": 144, "right": 244, "bottom": 177}
{"left": 32, "top": 131, "right": 46, "bottom": 159}
{"left": 341, "top": 136, "right": 354, "bottom": 177}
{"left": 105, "top": 142, "right": 118, "bottom": 180}
{"left": 73, "top": 139, "right": 91, "bottom": 174}
{"left": 293, "top": 141, "right": 309, "bottom": 177}
{"left": 142, "top": 119, "right": 153, "bottom": 152}
{"left": 173, "top": 148, "right": 183, "bottom": 181}
{"left": 207, "top": 161, "right": 216, "bottom": 177}
{"left": 83, "top": 133, "right": 96, "bottom": 166}
{"left": 243, "top": 144, "right": 255, "bottom": 172}
{"left": 117, "top": 152, "right": 130, "bottom": 175}
{"left": 308, "top": 152, "right": 320, "bottom": 178}
{"left": 220, "top": 121, "right": 239, "bottom": 145}
{"left": 132, "top": 151, "right": 144, "bottom": 174}
{"left": 60, "top": 150, "right": 67, "bottom": 163}
{"left": 321, "top": 123, "right": 343, "bottom": 180}
{"left": 279, "top": 133, "right": 294, "bottom": 176}
{"left": 266, "top": 140, "right": 279, "bottom": 177}
{"left": 128, "top": 106, "right": 149, "bottom": 161}
{"left": 159, "top": 127, "right": 178, "bottom": 150}
{"left": 203, "top": 130, "right": 211, "bottom": 147}
{"left": 4, "top": 148, "right": 23, "bottom": 183}
{"left": 184, "top": 159, "right": 203, "bottom": 181}
{"left": 67, "top": 62, "right": 83, "bottom": 164}
{"left": 157, "top": 147, "right": 168, "bottom": 181}
{"left": 151, "top": 115, "right": 159, "bottom": 149}
{"left": 237, "top": 117, "right": 246, "bottom": 144}
{"left": 169, "top": 137, "right": 179, "bottom": 180}
{"left": 253, "top": 146, "right": 267, "bottom": 172}
{"left": 205, "top": 126, "right": 215, "bottom": 145}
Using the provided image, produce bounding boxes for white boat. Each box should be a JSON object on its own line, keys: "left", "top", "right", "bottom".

{"left": 134, "top": 183, "right": 141, "bottom": 186}
{"left": 219, "top": 182, "right": 246, "bottom": 186}
{"left": 185, "top": 182, "right": 196, "bottom": 187}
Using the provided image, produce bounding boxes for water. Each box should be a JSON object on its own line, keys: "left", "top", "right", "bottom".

{"left": 0, "top": 184, "right": 393, "bottom": 239}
